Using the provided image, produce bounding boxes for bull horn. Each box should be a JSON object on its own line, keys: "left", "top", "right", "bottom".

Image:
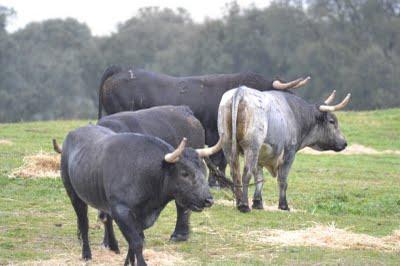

{"left": 164, "top": 138, "right": 187, "bottom": 163}
{"left": 272, "top": 77, "right": 302, "bottom": 90}
{"left": 319, "top": 93, "right": 351, "bottom": 112}
{"left": 291, "top": 76, "right": 311, "bottom": 89}
{"left": 196, "top": 137, "right": 223, "bottom": 158}
{"left": 324, "top": 90, "right": 336, "bottom": 105}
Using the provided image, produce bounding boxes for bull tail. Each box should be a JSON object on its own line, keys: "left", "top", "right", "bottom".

{"left": 98, "top": 65, "right": 123, "bottom": 119}
{"left": 52, "top": 139, "right": 62, "bottom": 154}
{"left": 231, "top": 86, "right": 246, "bottom": 165}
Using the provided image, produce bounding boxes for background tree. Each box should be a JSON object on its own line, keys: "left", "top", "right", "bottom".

{"left": 0, "top": 1, "right": 399, "bottom": 122}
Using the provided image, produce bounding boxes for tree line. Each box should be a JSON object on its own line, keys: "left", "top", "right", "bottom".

{"left": 0, "top": 0, "right": 399, "bottom": 122}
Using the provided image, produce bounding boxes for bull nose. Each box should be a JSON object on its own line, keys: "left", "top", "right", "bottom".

{"left": 204, "top": 197, "right": 214, "bottom": 207}
{"left": 344, "top": 142, "right": 347, "bottom": 148}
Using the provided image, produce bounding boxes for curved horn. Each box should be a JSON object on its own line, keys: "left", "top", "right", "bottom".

{"left": 291, "top": 76, "right": 311, "bottom": 89}
{"left": 164, "top": 138, "right": 187, "bottom": 163}
{"left": 324, "top": 90, "right": 336, "bottom": 105}
{"left": 196, "top": 137, "right": 223, "bottom": 158}
{"left": 272, "top": 77, "right": 303, "bottom": 90}
{"left": 319, "top": 93, "right": 351, "bottom": 112}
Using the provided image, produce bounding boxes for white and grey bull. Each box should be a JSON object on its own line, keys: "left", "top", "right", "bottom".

{"left": 218, "top": 86, "right": 350, "bottom": 212}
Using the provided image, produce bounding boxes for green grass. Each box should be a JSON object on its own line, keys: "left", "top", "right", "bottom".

{"left": 1, "top": 109, "right": 400, "bottom": 265}
{"left": 337, "top": 108, "right": 400, "bottom": 150}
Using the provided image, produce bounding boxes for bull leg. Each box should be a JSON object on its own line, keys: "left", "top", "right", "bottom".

{"left": 61, "top": 172, "right": 91, "bottom": 260}
{"left": 111, "top": 204, "right": 146, "bottom": 266}
{"left": 216, "top": 153, "right": 227, "bottom": 185}
{"left": 277, "top": 155, "right": 295, "bottom": 211}
{"left": 252, "top": 166, "right": 264, "bottom": 210}
{"left": 239, "top": 149, "right": 259, "bottom": 213}
{"left": 170, "top": 202, "right": 191, "bottom": 242}
{"left": 208, "top": 150, "right": 227, "bottom": 187}
{"left": 99, "top": 211, "right": 120, "bottom": 253}
{"left": 206, "top": 130, "right": 228, "bottom": 187}
{"left": 230, "top": 152, "right": 243, "bottom": 208}
{"left": 204, "top": 158, "right": 234, "bottom": 190}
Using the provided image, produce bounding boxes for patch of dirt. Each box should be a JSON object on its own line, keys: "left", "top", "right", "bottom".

{"left": 249, "top": 224, "right": 400, "bottom": 252}
{"left": 300, "top": 144, "right": 400, "bottom": 155}
{"left": 9, "top": 152, "right": 60, "bottom": 178}
{"left": 0, "top": 139, "right": 13, "bottom": 145}
{"left": 16, "top": 248, "right": 185, "bottom": 266}
{"left": 214, "top": 199, "right": 303, "bottom": 213}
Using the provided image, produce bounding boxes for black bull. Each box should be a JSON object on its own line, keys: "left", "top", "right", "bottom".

{"left": 98, "top": 65, "right": 309, "bottom": 185}
{"left": 97, "top": 105, "right": 211, "bottom": 244}
{"left": 53, "top": 126, "right": 216, "bottom": 266}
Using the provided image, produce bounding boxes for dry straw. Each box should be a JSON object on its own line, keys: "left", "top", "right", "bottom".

{"left": 16, "top": 248, "right": 185, "bottom": 266}
{"left": 300, "top": 143, "right": 400, "bottom": 155}
{"left": 249, "top": 223, "right": 400, "bottom": 252}
{"left": 214, "top": 199, "right": 303, "bottom": 213}
{"left": 0, "top": 139, "right": 13, "bottom": 145}
{"left": 9, "top": 151, "right": 60, "bottom": 178}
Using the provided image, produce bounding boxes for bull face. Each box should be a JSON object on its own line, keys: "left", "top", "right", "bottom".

{"left": 311, "top": 112, "right": 347, "bottom": 152}
{"left": 165, "top": 149, "right": 213, "bottom": 212}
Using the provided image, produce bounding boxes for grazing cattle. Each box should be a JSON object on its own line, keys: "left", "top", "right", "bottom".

{"left": 52, "top": 125, "right": 221, "bottom": 265}
{"left": 98, "top": 65, "right": 310, "bottom": 185}
{"left": 96, "top": 105, "right": 206, "bottom": 248}
{"left": 218, "top": 87, "right": 350, "bottom": 212}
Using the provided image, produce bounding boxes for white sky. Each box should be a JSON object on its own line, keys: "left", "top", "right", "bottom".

{"left": 3, "top": 0, "right": 270, "bottom": 36}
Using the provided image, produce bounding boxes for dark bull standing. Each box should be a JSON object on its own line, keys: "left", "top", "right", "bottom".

{"left": 98, "top": 65, "right": 310, "bottom": 184}
{"left": 218, "top": 87, "right": 350, "bottom": 212}
{"left": 52, "top": 125, "right": 221, "bottom": 265}
{"left": 97, "top": 105, "right": 207, "bottom": 246}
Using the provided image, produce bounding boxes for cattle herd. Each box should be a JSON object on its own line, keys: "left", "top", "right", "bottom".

{"left": 53, "top": 66, "right": 350, "bottom": 265}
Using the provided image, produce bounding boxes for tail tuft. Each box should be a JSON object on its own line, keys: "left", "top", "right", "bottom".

{"left": 52, "top": 139, "right": 62, "bottom": 154}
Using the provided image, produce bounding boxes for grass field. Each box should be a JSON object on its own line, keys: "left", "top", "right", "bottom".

{"left": 0, "top": 109, "right": 399, "bottom": 265}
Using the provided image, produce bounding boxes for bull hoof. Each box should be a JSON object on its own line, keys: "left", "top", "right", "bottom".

{"left": 208, "top": 175, "right": 218, "bottom": 187}
{"left": 252, "top": 200, "right": 264, "bottom": 210}
{"left": 82, "top": 251, "right": 92, "bottom": 261}
{"left": 170, "top": 233, "right": 189, "bottom": 242}
{"left": 103, "top": 242, "right": 120, "bottom": 254}
{"left": 278, "top": 205, "right": 290, "bottom": 211}
{"left": 237, "top": 204, "right": 251, "bottom": 213}
{"left": 99, "top": 212, "right": 108, "bottom": 223}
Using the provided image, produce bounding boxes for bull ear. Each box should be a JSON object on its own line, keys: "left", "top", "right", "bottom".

{"left": 164, "top": 138, "right": 187, "bottom": 163}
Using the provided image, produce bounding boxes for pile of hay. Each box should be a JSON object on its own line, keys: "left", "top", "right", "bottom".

{"left": 9, "top": 151, "right": 60, "bottom": 178}
{"left": 214, "top": 199, "right": 303, "bottom": 213}
{"left": 144, "top": 249, "right": 185, "bottom": 266}
{"left": 16, "top": 248, "right": 185, "bottom": 266}
{"left": 0, "top": 139, "right": 13, "bottom": 145}
{"left": 300, "top": 144, "right": 400, "bottom": 155}
{"left": 250, "top": 224, "right": 400, "bottom": 251}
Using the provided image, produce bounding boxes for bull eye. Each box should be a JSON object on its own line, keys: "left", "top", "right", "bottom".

{"left": 181, "top": 171, "right": 189, "bottom": 178}
{"left": 329, "top": 119, "right": 335, "bottom": 124}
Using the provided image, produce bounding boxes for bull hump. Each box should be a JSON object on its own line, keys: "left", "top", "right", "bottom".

{"left": 186, "top": 116, "right": 200, "bottom": 128}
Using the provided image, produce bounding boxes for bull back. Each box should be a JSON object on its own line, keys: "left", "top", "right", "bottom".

{"left": 97, "top": 106, "right": 205, "bottom": 148}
